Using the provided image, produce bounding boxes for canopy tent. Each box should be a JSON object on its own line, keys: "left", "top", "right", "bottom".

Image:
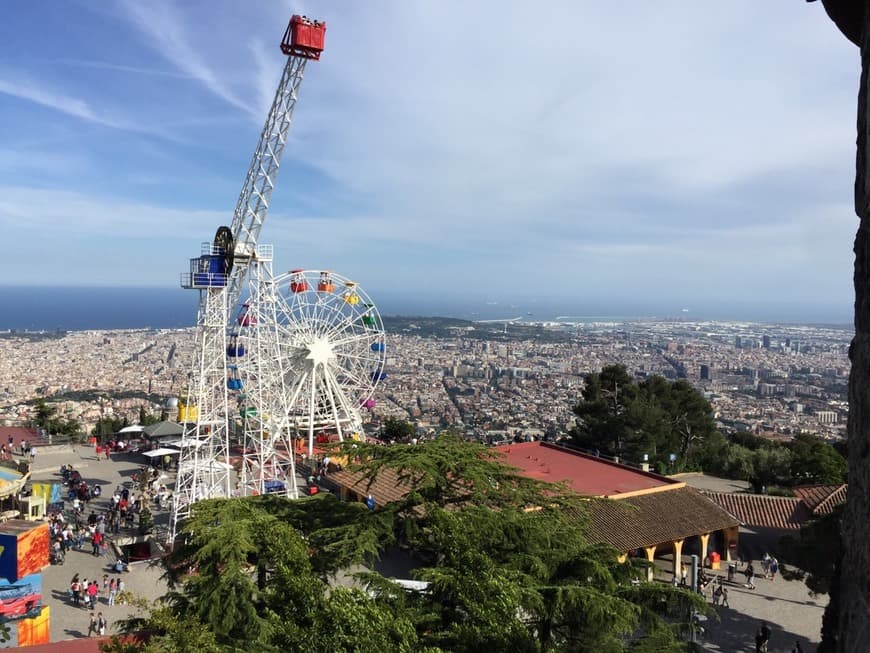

{"left": 141, "top": 448, "right": 182, "bottom": 458}
{"left": 118, "top": 425, "right": 145, "bottom": 434}
{"left": 0, "top": 468, "right": 27, "bottom": 500}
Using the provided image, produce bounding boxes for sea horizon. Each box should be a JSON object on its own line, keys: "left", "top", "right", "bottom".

{"left": 0, "top": 285, "right": 853, "bottom": 332}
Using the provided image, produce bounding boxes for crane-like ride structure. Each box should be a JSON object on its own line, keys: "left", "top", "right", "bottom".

{"left": 171, "top": 15, "right": 326, "bottom": 544}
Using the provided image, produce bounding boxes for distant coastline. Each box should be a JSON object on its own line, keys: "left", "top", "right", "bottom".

{"left": 0, "top": 285, "right": 853, "bottom": 331}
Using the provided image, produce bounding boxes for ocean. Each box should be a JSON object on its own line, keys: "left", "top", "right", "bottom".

{"left": 0, "top": 286, "right": 853, "bottom": 331}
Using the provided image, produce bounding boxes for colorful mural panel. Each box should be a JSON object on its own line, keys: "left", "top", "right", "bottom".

{"left": 0, "top": 573, "right": 41, "bottom": 623}
{"left": 0, "top": 522, "right": 49, "bottom": 582}
{"left": 30, "top": 484, "right": 62, "bottom": 505}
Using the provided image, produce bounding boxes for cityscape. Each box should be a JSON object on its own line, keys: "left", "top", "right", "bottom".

{"left": 0, "top": 317, "right": 851, "bottom": 453}
{"left": 0, "top": 1, "right": 862, "bottom": 651}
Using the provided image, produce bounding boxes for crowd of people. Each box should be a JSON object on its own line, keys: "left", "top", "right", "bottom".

{"left": 43, "top": 459, "right": 168, "bottom": 639}
{"left": 68, "top": 573, "right": 125, "bottom": 611}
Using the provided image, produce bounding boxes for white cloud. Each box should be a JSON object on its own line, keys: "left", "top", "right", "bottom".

{"left": 0, "top": 77, "right": 122, "bottom": 128}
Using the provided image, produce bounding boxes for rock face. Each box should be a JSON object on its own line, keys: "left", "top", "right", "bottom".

{"left": 842, "top": 3, "right": 870, "bottom": 651}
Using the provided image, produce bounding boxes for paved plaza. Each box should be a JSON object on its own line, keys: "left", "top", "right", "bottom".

{"left": 28, "top": 445, "right": 171, "bottom": 643}
{"left": 646, "top": 556, "right": 827, "bottom": 652}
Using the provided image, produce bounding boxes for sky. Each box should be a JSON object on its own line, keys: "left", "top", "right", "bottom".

{"left": 0, "top": 1, "right": 861, "bottom": 321}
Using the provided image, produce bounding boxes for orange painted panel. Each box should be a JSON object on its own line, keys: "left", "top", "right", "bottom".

{"left": 18, "top": 523, "right": 49, "bottom": 578}
{"left": 17, "top": 605, "right": 49, "bottom": 646}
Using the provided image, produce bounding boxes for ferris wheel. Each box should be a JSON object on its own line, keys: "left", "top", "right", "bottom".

{"left": 238, "top": 269, "right": 386, "bottom": 459}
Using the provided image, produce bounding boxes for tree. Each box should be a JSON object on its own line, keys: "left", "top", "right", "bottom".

{"left": 748, "top": 446, "right": 792, "bottom": 493}
{"left": 788, "top": 434, "right": 847, "bottom": 485}
{"left": 93, "top": 416, "right": 126, "bottom": 440}
{"left": 100, "top": 605, "right": 222, "bottom": 653}
{"left": 382, "top": 417, "right": 417, "bottom": 442}
{"left": 138, "top": 406, "right": 161, "bottom": 427}
{"left": 342, "top": 434, "right": 707, "bottom": 652}
{"left": 571, "top": 365, "right": 639, "bottom": 458}
{"left": 778, "top": 504, "right": 843, "bottom": 597}
{"left": 570, "top": 366, "right": 718, "bottom": 469}
{"left": 33, "top": 399, "right": 56, "bottom": 429}
{"left": 117, "top": 435, "right": 706, "bottom": 652}
{"left": 32, "top": 398, "right": 81, "bottom": 437}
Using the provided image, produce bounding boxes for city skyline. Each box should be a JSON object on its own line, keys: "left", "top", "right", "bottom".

{"left": 0, "top": 1, "right": 859, "bottom": 314}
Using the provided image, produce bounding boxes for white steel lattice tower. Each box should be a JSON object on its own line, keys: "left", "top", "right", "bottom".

{"left": 170, "top": 16, "right": 326, "bottom": 543}
{"left": 232, "top": 248, "right": 300, "bottom": 499}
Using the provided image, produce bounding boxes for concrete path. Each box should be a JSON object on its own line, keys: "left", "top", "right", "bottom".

{"left": 650, "top": 557, "right": 827, "bottom": 652}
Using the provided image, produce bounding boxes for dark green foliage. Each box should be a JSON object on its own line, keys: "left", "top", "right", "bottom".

{"left": 100, "top": 606, "right": 223, "bottom": 653}
{"left": 779, "top": 504, "right": 843, "bottom": 596}
{"left": 788, "top": 434, "right": 847, "bottom": 485}
{"left": 570, "top": 365, "right": 717, "bottom": 469}
{"left": 93, "top": 415, "right": 128, "bottom": 438}
{"left": 138, "top": 405, "right": 161, "bottom": 426}
{"left": 728, "top": 431, "right": 767, "bottom": 450}
{"left": 32, "top": 398, "right": 81, "bottom": 436}
{"left": 382, "top": 417, "right": 417, "bottom": 441}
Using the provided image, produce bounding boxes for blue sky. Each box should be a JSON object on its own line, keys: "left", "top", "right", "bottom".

{"left": 0, "top": 1, "right": 860, "bottom": 320}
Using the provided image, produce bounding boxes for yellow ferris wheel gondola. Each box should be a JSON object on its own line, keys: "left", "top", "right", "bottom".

{"left": 343, "top": 281, "right": 360, "bottom": 305}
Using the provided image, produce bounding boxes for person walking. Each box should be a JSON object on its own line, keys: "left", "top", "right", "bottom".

{"left": 87, "top": 581, "right": 98, "bottom": 610}
{"left": 97, "top": 612, "right": 107, "bottom": 636}
{"left": 712, "top": 585, "right": 723, "bottom": 606}
{"left": 745, "top": 562, "right": 756, "bottom": 590}
{"left": 108, "top": 578, "right": 117, "bottom": 606}
{"left": 70, "top": 578, "right": 81, "bottom": 607}
{"left": 759, "top": 622, "right": 771, "bottom": 652}
{"left": 721, "top": 586, "right": 729, "bottom": 608}
{"left": 792, "top": 641, "right": 804, "bottom": 653}
{"left": 86, "top": 612, "right": 97, "bottom": 637}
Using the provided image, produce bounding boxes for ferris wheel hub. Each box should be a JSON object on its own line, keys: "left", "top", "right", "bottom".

{"left": 305, "top": 336, "right": 336, "bottom": 365}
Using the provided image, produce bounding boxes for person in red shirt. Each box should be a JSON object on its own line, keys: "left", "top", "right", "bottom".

{"left": 87, "top": 581, "right": 98, "bottom": 610}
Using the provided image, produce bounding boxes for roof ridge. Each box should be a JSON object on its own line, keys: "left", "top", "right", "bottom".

{"left": 811, "top": 484, "right": 848, "bottom": 515}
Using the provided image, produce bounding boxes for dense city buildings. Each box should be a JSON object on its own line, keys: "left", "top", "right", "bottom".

{"left": 0, "top": 318, "right": 851, "bottom": 455}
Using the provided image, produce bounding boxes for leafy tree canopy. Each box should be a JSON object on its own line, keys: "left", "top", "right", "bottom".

{"left": 788, "top": 433, "right": 847, "bottom": 485}
{"left": 570, "top": 365, "right": 717, "bottom": 470}
{"left": 382, "top": 417, "right": 417, "bottom": 442}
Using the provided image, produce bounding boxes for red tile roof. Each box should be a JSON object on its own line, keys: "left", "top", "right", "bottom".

{"left": 0, "top": 427, "right": 38, "bottom": 443}
{"left": 491, "top": 441, "right": 676, "bottom": 497}
{"left": 701, "top": 491, "right": 812, "bottom": 530}
{"left": 792, "top": 484, "right": 848, "bottom": 516}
